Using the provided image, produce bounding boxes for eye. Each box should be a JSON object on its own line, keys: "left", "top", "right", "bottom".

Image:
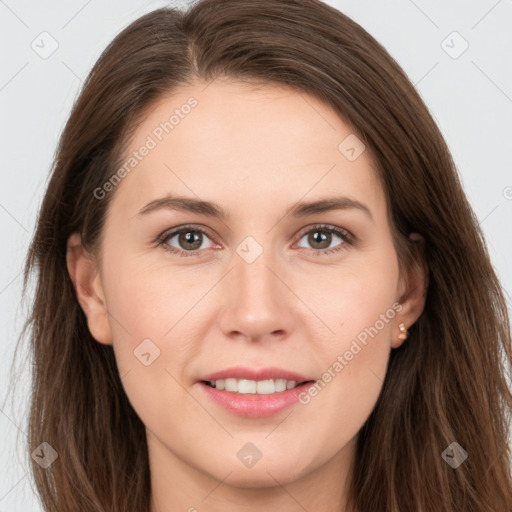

{"left": 156, "top": 223, "right": 355, "bottom": 258}
{"left": 157, "top": 225, "right": 217, "bottom": 257}
{"left": 294, "top": 224, "right": 353, "bottom": 256}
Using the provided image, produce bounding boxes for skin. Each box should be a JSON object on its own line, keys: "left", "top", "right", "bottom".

{"left": 67, "top": 78, "right": 426, "bottom": 512}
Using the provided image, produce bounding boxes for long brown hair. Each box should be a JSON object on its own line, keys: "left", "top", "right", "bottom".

{"left": 11, "top": 0, "right": 512, "bottom": 510}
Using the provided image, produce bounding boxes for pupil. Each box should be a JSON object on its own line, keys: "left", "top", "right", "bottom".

{"left": 180, "top": 231, "right": 202, "bottom": 250}
{"left": 310, "top": 230, "right": 330, "bottom": 249}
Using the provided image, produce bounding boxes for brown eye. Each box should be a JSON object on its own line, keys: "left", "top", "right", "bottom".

{"left": 295, "top": 225, "right": 352, "bottom": 255}
{"left": 159, "top": 227, "right": 216, "bottom": 256}
{"left": 305, "top": 230, "right": 332, "bottom": 250}
{"left": 176, "top": 230, "right": 204, "bottom": 251}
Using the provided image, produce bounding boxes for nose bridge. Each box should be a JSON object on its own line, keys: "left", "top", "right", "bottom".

{"left": 219, "top": 237, "right": 292, "bottom": 339}
{"left": 235, "top": 239, "right": 281, "bottom": 309}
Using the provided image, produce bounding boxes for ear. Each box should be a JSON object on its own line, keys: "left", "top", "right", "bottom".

{"left": 66, "top": 232, "right": 113, "bottom": 345}
{"left": 392, "top": 232, "right": 428, "bottom": 349}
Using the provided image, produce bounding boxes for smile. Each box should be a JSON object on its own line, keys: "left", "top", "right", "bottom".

{"left": 202, "top": 378, "right": 311, "bottom": 394}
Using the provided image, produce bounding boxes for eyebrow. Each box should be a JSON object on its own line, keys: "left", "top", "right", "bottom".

{"left": 138, "top": 194, "right": 374, "bottom": 223}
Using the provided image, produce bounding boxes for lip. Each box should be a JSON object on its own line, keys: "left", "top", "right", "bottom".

{"left": 196, "top": 366, "right": 316, "bottom": 418}
{"left": 198, "top": 366, "right": 314, "bottom": 383}
{"left": 198, "top": 381, "right": 315, "bottom": 417}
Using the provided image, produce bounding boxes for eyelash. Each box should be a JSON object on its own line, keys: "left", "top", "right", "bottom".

{"left": 155, "top": 223, "right": 356, "bottom": 258}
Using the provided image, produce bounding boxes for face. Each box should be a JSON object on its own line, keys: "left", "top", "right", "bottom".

{"left": 68, "top": 78, "right": 424, "bottom": 503}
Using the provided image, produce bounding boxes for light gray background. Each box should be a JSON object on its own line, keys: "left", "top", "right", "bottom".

{"left": 1, "top": 0, "right": 511, "bottom": 509}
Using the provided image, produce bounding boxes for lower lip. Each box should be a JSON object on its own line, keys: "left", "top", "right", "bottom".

{"left": 198, "top": 381, "right": 314, "bottom": 418}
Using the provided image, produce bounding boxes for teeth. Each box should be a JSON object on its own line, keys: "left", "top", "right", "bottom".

{"left": 207, "top": 378, "right": 300, "bottom": 394}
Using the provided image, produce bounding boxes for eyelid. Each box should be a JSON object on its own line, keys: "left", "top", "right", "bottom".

{"left": 156, "top": 223, "right": 356, "bottom": 257}
{"left": 155, "top": 224, "right": 220, "bottom": 253}
{"left": 294, "top": 223, "right": 353, "bottom": 243}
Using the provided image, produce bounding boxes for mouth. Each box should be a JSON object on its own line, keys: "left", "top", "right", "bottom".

{"left": 196, "top": 366, "right": 317, "bottom": 417}
{"left": 200, "top": 378, "right": 315, "bottom": 395}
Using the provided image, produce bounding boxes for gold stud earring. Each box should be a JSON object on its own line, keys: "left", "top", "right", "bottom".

{"left": 398, "top": 322, "right": 408, "bottom": 341}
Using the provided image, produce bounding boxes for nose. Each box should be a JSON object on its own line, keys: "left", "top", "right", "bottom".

{"left": 218, "top": 247, "right": 295, "bottom": 343}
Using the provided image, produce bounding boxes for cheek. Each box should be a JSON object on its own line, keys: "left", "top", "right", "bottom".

{"left": 294, "top": 302, "right": 395, "bottom": 463}
{"left": 99, "top": 253, "right": 197, "bottom": 404}
{"left": 102, "top": 252, "right": 193, "bottom": 341}
{"left": 301, "top": 243, "right": 400, "bottom": 354}
{"left": 295, "top": 248, "right": 399, "bottom": 430}
{"left": 101, "top": 260, "right": 200, "bottom": 439}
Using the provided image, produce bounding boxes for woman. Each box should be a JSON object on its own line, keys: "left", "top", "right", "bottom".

{"left": 16, "top": 0, "right": 512, "bottom": 510}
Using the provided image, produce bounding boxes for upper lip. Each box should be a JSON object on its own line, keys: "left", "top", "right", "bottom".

{"left": 198, "top": 366, "right": 315, "bottom": 383}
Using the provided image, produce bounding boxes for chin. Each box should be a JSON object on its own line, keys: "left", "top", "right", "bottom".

{"left": 206, "top": 456, "right": 310, "bottom": 489}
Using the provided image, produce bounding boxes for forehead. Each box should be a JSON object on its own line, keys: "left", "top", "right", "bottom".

{"left": 109, "top": 78, "right": 385, "bottom": 221}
